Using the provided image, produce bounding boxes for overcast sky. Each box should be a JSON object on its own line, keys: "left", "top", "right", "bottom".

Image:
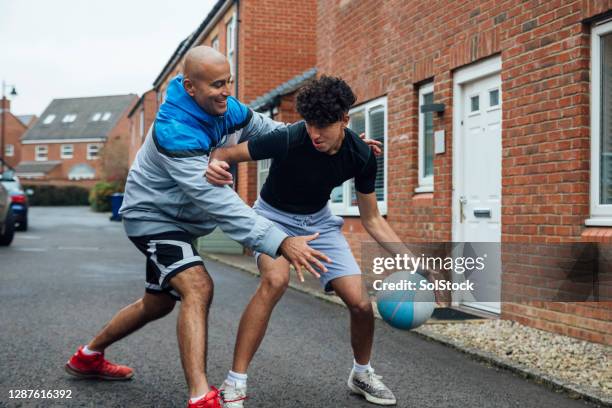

{"left": 0, "top": 0, "right": 216, "bottom": 116}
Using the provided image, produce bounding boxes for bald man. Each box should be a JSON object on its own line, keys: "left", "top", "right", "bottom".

{"left": 64, "top": 46, "right": 329, "bottom": 408}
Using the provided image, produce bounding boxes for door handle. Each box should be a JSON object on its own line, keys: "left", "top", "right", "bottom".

{"left": 459, "top": 196, "right": 467, "bottom": 223}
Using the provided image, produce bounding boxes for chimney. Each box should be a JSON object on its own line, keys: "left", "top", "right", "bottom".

{"left": 0, "top": 97, "right": 10, "bottom": 112}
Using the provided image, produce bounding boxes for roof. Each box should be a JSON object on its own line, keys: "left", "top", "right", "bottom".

{"left": 22, "top": 94, "right": 137, "bottom": 142}
{"left": 153, "top": 0, "right": 230, "bottom": 88}
{"left": 249, "top": 68, "right": 317, "bottom": 112}
{"left": 17, "top": 115, "right": 36, "bottom": 127}
{"left": 15, "top": 160, "right": 61, "bottom": 175}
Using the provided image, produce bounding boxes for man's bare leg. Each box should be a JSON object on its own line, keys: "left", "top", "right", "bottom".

{"left": 168, "top": 264, "right": 214, "bottom": 398}
{"left": 330, "top": 275, "right": 374, "bottom": 365}
{"left": 88, "top": 292, "right": 176, "bottom": 352}
{"left": 231, "top": 255, "right": 290, "bottom": 373}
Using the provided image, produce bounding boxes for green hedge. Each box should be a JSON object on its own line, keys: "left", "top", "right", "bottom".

{"left": 89, "top": 181, "right": 122, "bottom": 212}
{"left": 24, "top": 185, "right": 90, "bottom": 206}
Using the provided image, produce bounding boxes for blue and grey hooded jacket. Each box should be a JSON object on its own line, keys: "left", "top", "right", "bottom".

{"left": 120, "top": 74, "right": 287, "bottom": 258}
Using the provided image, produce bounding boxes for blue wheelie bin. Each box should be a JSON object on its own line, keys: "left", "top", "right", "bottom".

{"left": 110, "top": 193, "right": 124, "bottom": 222}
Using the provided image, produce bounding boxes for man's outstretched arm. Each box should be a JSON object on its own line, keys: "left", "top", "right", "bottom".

{"left": 207, "top": 126, "right": 289, "bottom": 186}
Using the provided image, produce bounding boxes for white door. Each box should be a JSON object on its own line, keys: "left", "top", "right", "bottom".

{"left": 453, "top": 73, "right": 502, "bottom": 313}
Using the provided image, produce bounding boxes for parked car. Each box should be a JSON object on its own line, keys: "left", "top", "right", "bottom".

{"left": 0, "top": 173, "right": 29, "bottom": 231}
{"left": 0, "top": 182, "right": 15, "bottom": 246}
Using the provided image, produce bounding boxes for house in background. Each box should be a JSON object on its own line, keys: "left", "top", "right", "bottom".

{"left": 17, "top": 94, "right": 136, "bottom": 186}
{"left": 0, "top": 98, "right": 35, "bottom": 170}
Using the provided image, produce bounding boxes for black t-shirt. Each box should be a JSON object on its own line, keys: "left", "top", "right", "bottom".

{"left": 248, "top": 121, "right": 377, "bottom": 214}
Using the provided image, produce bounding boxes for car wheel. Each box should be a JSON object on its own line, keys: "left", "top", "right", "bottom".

{"left": 0, "top": 209, "right": 15, "bottom": 246}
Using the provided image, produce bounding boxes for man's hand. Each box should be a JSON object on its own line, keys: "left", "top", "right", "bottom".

{"left": 359, "top": 132, "right": 383, "bottom": 156}
{"left": 423, "top": 268, "right": 452, "bottom": 307}
{"left": 279, "top": 233, "right": 332, "bottom": 282}
{"left": 206, "top": 158, "right": 234, "bottom": 186}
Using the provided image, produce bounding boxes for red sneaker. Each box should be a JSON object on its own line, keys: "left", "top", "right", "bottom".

{"left": 65, "top": 346, "right": 133, "bottom": 380}
{"left": 187, "top": 387, "right": 222, "bottom": 408}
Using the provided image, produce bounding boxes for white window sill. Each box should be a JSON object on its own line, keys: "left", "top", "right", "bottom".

{"left": 585, "top": 218, "right": 612, "bottom": 227}
{"left": 414, "top": 185, "right": 434, "bottom": 193}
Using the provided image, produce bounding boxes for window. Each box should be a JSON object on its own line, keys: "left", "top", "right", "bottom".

{"left": 68, "top": 164, "right": 95, "bottom": 180}
{"left": 417, "top": 83, "right": 434, "bottom": 193}
{"left": 87, "top": 144, "right": 100, "bottom": 160}
{"left": 61, "top": 144, "right": 73, "bottom": 159}
{"left": 330, "top": 96, "right": 387, "bottom": 216}
{"left": 470, "top": 95, "right": 480, "bottom": 112}
{"left": 489, "top": 89, "right": 500, "bottom": 107}
{"left": 139, "top": 109, "right": 145, "bottom": 137}
{"left": 5, "top": 144, "right": 14, "bottom": 157}
{"left": 91, "top": 112, "right": 102, "bottom": 121}
{"left": 62, "top": 114, "right": 77, "bottom": 123}
{"left": 588, "top": 20, "right": 612, "bottom": 225}
{"left": 101, "top": 112, "right": 112, "bottom": 121}
{"left": 257, "top": 159, "right": 272, "bottom": 193}
{"left": 211, "top": 36, "right": 219, "bottom": 51}
{"left": 226, "top": 14, "right": 236, "bottom": 79}
{"left": 35, "top": 145, "right": 48, "bottom": 161}
{"left": 42, "top": 114, "right": 55, "bottom": 125}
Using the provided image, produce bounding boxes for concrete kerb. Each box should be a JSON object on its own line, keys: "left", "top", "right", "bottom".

{"left": 201, "top": 252, "right": 611, "bottom": 408}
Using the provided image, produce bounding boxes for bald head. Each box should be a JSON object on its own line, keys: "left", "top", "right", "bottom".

{"left": 183, "top": 46, "right": 228, "bottom": 81}
{"left": 182, "top": 46, "right": 233, "bottom": 116}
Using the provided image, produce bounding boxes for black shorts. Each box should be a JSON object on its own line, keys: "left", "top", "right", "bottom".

{"left": 129, "top": 231, "right": 204, "bottom": 301}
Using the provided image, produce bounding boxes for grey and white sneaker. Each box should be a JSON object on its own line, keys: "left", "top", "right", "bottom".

{"left": 348, "top": 368, "right": 397, "bottom": 405}
{"left": 220, "top": 380, "right": 247, "bottom": 408}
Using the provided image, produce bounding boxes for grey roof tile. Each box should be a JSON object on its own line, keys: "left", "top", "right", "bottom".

{"left": 249, "top": 68, "right": 317, "bottom": 112}
{"left": 22, "top": 94, "right": 136, "bottom": 142}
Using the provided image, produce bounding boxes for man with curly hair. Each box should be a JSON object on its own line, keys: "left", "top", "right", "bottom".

{"left": 207, "top": 76, "right": 401, "bottom": 406}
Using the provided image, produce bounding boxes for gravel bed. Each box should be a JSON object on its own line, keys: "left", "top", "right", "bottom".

{"left": 418, "top": 319, "right": 611, "bottom": 398}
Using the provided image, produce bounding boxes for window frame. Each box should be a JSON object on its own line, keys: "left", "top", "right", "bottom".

{"left": 5, "top": 144, "right": 14, "bottom": 157}
{"left": 87, "top": 143, "right": 100, "bottom": 160}
{"left": 329, "top": 96, "right": 388, "bottom": 216}
{"left": 587, "top": 19, "right": 612, "bottom": 225}
{"left": 35, "top": 145, "right": 48, "bottom": 161}
{"left": 416, "top": 82, "right": 434, "bottom": 193}
{"left": 60, "top": 144, "right": 73, "bottom": 159}
{"left": 226, "top": 13, "right": 237, "bottom": 86}
{"left": 101, "top": 112, "right": 111, "bottom": 121}
{"left": 139, "top": 109, "right": 145, "bottom": 138}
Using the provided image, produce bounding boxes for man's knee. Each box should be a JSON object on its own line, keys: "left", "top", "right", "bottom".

{"left": 348, "top": 299, "right": 373, "bottom": 317}
{"left": 260, "top": 270, "right": 290, "bottom": 295}
{"left": 169, "top": 266, "right": 214, "bottom": 302}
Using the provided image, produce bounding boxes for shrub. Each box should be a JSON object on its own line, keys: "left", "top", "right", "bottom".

{"left": 24, "top": 185, "right": 90, "bottom": 206}
{"left": 89, "top": 181, "right": 122, "bottom": 212}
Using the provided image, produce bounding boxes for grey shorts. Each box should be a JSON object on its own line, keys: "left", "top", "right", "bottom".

{"left": 253, "top": 198, "right": 361, "bottom": 292}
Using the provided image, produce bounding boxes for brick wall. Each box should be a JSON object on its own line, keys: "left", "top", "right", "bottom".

{"left": 316, "top": 0, "right": 612, "bottom": 344}
{"left": 20, "top": 142, "right": 104, "bottom": 182}
{"left": 1, "top": 98, "right": 27, "bottom": 169}
{"left": 235, "top": 0, "right": 317, "bottom": 205}
{"left": 128, "top": 90, "right": 158, "bottom": 167}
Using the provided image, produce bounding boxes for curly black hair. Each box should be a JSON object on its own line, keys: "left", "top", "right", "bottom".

{"left": 296, "top": 76, "right": 356, "bottom": 127}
